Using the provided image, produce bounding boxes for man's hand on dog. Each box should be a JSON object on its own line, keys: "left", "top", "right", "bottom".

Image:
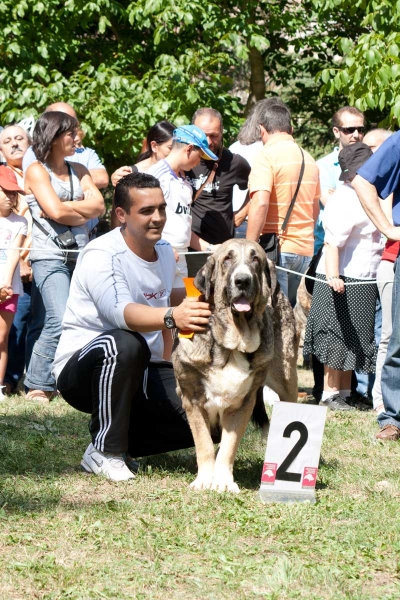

{"left": 174, "top": 297, "right": 212, "bottom": 332}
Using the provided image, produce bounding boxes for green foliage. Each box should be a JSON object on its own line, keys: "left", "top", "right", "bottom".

{"left": 1, "top": 0, "right": 390, "bottom": 170}
{"left": 315, "top": 0, "right": 400, "bottom": 127}
{"left": 0, "top": 0, "right": 272, "bottom": 169}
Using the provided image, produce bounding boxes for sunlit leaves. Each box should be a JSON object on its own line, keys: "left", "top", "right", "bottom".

{"left": 316, "top": 0, "right": 400, "bottom": 125}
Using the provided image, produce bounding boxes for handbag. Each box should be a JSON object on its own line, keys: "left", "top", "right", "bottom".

{"left": 304, "top": 245, "right": 323, "bottom": 295}
{"left": 259, "top": 232, "right": 280, "bottom": 263}
{"left": 259, "top": 148, "right": 305, "bottom": 263}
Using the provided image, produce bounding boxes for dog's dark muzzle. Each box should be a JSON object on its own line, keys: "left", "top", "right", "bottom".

{"left": 234, "top": 272, "right": 252, "bottom": 291}
{"left": 230, "top": 275, "right": 257, "bottom": 317}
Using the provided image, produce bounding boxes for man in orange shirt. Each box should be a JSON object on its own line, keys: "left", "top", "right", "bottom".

{"left": 246, "top": 103, "right": 320, "bottom": 306}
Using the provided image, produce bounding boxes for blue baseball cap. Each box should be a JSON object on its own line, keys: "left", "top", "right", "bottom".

{"left": 173, "top": 125, "right": 218, "bottom": 161}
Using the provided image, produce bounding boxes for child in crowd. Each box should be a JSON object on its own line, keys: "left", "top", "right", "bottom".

{"left": 0, "top": 167, "right": 27, "bottom": 399}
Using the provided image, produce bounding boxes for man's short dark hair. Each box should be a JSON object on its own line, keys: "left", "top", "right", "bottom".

{"left": 259, "top": 104, "right": 292, "bottom": 134}
{"left": 238, "top": 97, "right": 285, "bottom": 145}
{"left": 332, "top": 106, "right": 364, "bottom": 128}
{"left": 114, "top": 172, "right": 161, "bottom": 213}
{"left": 191, "top": 108, "right": 223, "bottom": 130}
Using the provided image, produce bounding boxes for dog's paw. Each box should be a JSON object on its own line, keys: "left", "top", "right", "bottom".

{"left": 190, "top": 475, "right": 213, "bottom": 491}
{"left": 211, "top": 477, "right": 240, "bottom": 494}
{"left": 190, "top": 467, "right": 215, "bottom": 490}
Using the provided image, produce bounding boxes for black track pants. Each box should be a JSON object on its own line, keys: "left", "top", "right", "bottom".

{"left": 57, "top": 329, "right": 194, "bottom": 456}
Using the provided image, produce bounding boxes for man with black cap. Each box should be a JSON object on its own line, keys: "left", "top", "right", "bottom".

{"left": 353, "top": 132, "right": 400, "bottom": 440}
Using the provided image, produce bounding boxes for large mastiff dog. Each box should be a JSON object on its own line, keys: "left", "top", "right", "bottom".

{"left": 172, "top": 239, "right": 298, "bottom": 492}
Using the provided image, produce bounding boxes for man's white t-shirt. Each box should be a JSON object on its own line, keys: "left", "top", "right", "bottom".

{"left": 52, "top": 228, "right": 176, "bottom": 381}
{"left": 147, "top": 160, "right": 193, "bottom": 249}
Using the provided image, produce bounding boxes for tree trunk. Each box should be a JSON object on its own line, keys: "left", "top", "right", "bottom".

{"left": 245, "top": 46, "right": 266, "bottom": 115}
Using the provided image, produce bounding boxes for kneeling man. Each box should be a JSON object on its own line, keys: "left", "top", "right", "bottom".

{"left": 52, "top": 173, "right": 211, "bottom": 481}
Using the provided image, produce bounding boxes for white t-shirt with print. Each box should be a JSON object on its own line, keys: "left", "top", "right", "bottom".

{"left": 52, "top": 228, "right": 176, "bottom": 381}
{"left": 0, "top": 212, "right": 28, "bottom": 295}
{"left": 147, "top": 160, "right": 193, "bottom": 249}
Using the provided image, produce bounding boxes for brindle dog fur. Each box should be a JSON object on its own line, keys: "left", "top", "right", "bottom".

{"left": 172, "top": 239, "right": 298, "bottom": 492}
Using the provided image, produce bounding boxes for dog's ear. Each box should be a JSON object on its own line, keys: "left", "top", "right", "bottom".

{"left": 194, "top": 254, "right": 216, "bottom": 301}
{"left": 264, "top": 258, "right": 280, "bottom": 308}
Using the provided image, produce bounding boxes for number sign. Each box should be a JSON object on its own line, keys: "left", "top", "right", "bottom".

{"left": 259, "top": 402, "right": 327, "bottom": 503}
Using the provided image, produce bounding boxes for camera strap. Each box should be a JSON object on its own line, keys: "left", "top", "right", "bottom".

{"left": 66, "top": 162, "right": 74, "bottom": 199}
{"left": 193, "top": 145, "right": 223, "bottom": 202}
{"left": 32, "top": 161, "right": 76, "bottom": 241}
{"left": 31, "top": 215, "right": 67, "bottom": 243}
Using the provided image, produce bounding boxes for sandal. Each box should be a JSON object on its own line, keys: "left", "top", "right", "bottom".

{"left": 26, "top": 389, "right": 54, "bottom": 403}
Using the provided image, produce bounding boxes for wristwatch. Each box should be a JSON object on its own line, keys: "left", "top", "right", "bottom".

{"left": 164, "top": 307, "right": 176, "bottom": 329}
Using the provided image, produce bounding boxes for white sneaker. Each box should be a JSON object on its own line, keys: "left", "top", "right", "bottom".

{"left": 81, "top": 443, "right": 136, "bottom": 482}
{"left": 0, "top": 386, "right": 6, "bottom": 401}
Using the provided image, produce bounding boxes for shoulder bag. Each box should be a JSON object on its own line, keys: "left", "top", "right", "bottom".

{"left": 259, "top": 147, "right": 305, "bottom": 263}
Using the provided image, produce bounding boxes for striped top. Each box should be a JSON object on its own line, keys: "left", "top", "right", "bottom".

{"left": 249, "top": 133, "right": 321, "bottom": 257}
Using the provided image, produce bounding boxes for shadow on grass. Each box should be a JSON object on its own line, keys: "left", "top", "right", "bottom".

{"left": 0, "top": 407, "right": 286, "bottom": 511}
{"left": 143, "top": 450, "right": 264, "bottom": 491}
{"left": 143, "top": 424, "right": 266, "bottom": 491}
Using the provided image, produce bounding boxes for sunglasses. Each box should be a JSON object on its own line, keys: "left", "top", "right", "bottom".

{"left": 338, "top": 126, "right": 366, "bottom": 134}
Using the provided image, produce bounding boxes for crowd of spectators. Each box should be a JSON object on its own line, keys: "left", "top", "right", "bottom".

{"left": 1, "top": 96, "right": 400, "bottom": 458}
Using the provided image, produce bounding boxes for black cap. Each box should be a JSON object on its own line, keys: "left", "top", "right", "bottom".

{"left": 339, "top": 142, "right": 373, "bottom": 182}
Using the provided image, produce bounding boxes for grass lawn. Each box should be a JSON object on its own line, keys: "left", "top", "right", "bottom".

{"left": 0, "top": 365, "right": 399, "bottom": 599}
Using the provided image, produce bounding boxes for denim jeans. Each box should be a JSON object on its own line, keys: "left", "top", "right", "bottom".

{"left": 354, "top": 295, "right": 382, "bottom": 398}
{"left": 5, "top": 283, "right": 32, "bottom": 392}
{"left": 5, "top": 280, "right": 45, "bottom": 392}
{"left": 378, "top": 256, "right": 400, "bottom": 428}
{"left": 276, "top": 252, "right": 311, "bottom": 308}
{"left": 235, "top": 221, "right": 248, "bottom": 239}
{"left": 372, "top": 260, "right": 394, "bottom": 408}
{"left": 24, "top": 259, "right": 74, "bottom": 392}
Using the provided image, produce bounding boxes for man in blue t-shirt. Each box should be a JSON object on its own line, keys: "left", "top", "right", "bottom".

{"left": 353, "top": 131, "right": 400, "bottom": 440}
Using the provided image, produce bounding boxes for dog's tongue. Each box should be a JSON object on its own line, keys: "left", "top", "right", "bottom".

{"left": 233, "top": 297, "right": 252, "bottom": 312}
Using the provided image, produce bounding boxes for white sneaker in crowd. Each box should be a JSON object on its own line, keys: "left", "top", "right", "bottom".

{"left": 0, "top": 386, "right": 6, "bottom": 401}
{"left": 81, "top": 443, "right": 136, "bottom": 482}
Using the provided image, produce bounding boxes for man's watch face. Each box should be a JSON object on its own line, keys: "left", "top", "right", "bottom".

{"left": 164, "top": 309, "right": 175, "bottom": 329}
{"left": 165, "top": 317, "right": 174, "bottom": 329}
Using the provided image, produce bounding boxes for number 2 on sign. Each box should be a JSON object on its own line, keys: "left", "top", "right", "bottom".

{"left": 276, "top": 421, "right": 308, "bottom": 482}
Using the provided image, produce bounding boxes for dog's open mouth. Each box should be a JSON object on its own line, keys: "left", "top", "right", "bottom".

{"left": 232, "top": 295, "right": 253, "bottom": 316}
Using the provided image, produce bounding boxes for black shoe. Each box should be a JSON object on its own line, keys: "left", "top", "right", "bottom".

{"left": 319, "top": 393, "right": 355, "bottom": 411}
{"left": 123, "top": 453, "right": 140, "bottom": 474}
{"left": 346, "top": 394, "right": 372, "bottom": 411}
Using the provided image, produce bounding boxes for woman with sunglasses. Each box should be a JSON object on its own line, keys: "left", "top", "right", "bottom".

{"left": 23, "top": 111, "right": 104, "bottom": 401}
{"left": 0, "top": 167, "right": 27, "bottom": 399}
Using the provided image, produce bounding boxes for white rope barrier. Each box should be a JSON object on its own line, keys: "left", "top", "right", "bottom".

{"left": 4, "top": 247, "right": 393, "bottom": 286}
{"left": 273, "top": 265, "right": 385, "bottom": 286}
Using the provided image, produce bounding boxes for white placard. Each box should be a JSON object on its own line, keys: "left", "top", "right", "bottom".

{"left": 259, "top": 402, "right": 327, "bottom": 503}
